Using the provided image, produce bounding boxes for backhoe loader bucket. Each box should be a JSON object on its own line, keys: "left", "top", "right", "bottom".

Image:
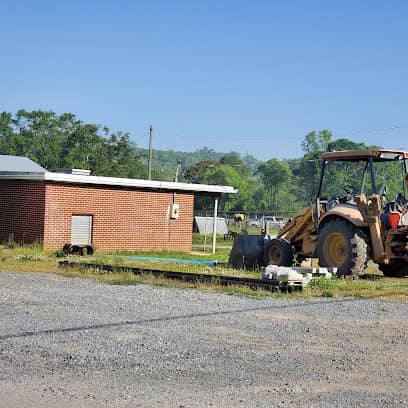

{"left": 229, "top": 234, "right": 266, "bottom": 269}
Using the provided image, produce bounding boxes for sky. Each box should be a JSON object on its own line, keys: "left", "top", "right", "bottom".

{"left": 1, "top": 0, "right": 407, "bottom": 160}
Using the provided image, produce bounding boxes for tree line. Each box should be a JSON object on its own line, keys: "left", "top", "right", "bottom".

{"left": 1, "top": 109, "right": 401, "bottom": 214}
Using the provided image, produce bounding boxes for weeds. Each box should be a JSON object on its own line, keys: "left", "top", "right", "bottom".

{"left": 377, "top": 303, "right": 389, "bottom": 312}
{"left": 321, "top": 290, "right": 334, "bottom": 297}
{"left": 15, "top": 254, "right": 43, "bottom": 262}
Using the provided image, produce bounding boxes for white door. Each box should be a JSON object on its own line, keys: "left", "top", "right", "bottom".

{"left": 71, "top": 215, "right": 92, "bottom": 244}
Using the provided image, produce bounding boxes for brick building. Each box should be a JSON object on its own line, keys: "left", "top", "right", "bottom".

{"left": 0, "top": 155, "right": 235, "bottom": 252}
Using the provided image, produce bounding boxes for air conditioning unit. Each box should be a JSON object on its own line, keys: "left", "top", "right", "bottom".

{"left": 170, "top": 203, "right": 180, "bottom": 219}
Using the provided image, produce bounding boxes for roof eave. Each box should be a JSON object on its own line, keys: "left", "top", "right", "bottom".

{"left": 0, "top": 172, "right": 237, "bottom": 194}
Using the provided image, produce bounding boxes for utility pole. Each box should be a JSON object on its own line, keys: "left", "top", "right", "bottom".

{"left": 174, "top": 160, "right": 184, "bottom": 182}
{"left": 148, "top": 125, "right": 153, "bottom": 180}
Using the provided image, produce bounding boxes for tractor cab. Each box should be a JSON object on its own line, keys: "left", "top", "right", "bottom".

{"left": 317, "top": 149, "right": 408, "bottom": 229}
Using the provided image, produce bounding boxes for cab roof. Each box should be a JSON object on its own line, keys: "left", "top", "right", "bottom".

{"left": 321, "top": 149, "right": 408, "bottom": 162}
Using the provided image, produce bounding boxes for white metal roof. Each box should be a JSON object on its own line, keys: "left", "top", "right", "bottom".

{"left": 0, "top": 155, "right": 46, "bottom": 173}
{"left": 0, "top": 168, "right": 236, "bottom": 194}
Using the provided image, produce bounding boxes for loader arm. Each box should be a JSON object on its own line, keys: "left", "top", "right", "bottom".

{"left": 278, "top": 203, "right": 322, "bottom": 258}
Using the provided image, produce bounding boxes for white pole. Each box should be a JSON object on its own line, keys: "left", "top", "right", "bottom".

{"left": 212, "top": 197, "right": 219, "bottom": 255}
{"left": 203, "top": 212, "right": 208, "bottom": 251}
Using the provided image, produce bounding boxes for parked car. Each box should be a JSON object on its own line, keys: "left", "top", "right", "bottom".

{"left": 246, "top": 216, "right": 286, "bottom": 229}
{"left": 263, "top": 216, "right": 286, "bottom": 227}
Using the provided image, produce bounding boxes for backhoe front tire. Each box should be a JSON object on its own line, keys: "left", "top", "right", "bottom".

{"left": 317, "top": 219, "right": 369, "bottom": 277}
{"left": 264, "top": 238, "right": 293, "bottom": 266}
{"left": 379, "top": 261, "right": 408, "bottom": 278}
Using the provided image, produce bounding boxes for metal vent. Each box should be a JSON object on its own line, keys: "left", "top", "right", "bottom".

{"left": 71, "top": 215, "right": 92, "bottom": 244}
{"left": 56, "top": 168, "right": 91, "bottom": 176}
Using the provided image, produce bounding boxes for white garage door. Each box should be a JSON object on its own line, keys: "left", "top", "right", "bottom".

{"left": 71, "top": 215, "right": 92, "bottom": 244}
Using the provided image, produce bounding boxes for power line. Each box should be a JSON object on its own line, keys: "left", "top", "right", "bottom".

{"left": 334, "top": 125, "right": 408, "bottom": 137}
{"left": 137, "top": 125, "right": 407, "bottom": 154}
{"left": 171, "top": 125, "right": 407, "bottom": 143}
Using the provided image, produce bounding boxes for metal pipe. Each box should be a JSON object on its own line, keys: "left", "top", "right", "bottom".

{"left": 361, "top": 161, "right": 369, "bottom": 194}
{"left": 369, "top": 157, "right": 377, "bottom": 194}
{"left": 317, "top": 160, "right": 327, "bottom": 199}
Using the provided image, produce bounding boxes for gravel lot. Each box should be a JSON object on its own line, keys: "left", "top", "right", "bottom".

{"left": 1, "top": 272, "right": 408, "bottom": 407}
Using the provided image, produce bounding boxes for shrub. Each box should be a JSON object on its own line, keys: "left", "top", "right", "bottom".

{"left": 54, "top": 250, "right": 66, "bottom": 258}
{"left": 6, "top": 239, "right": 16, "bottom": 249}
{"left": 308, "top": 277, "right": 338, "bottom": 290}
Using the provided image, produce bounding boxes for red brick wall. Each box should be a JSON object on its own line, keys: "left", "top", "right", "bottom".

{"left": 0, "top": 180, "right": 46, "bottom": 244}
{"left": 43, "top": 183, "right": 194, "bottom": 252}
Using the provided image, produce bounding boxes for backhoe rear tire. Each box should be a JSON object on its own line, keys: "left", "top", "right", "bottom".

{"left": 317, "top": 219, "right": 369, "bottom": 277}
{"left": 263, "top": 238, "right": 293, "bottom": 266}
{"left": 379, "top": 261, "right": 408, "bottom": 278}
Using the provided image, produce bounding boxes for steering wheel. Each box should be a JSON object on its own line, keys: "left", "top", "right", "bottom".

{"left": 343, "top": 184, "right": 359, "bottom": 195}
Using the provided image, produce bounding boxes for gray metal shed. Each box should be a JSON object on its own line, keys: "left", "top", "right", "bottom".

{"left": 194, "top": 216, "right": 229, "bottom": 235}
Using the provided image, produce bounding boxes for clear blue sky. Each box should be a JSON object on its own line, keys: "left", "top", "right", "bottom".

{"left": 1, "top": 0, "right": 407, "bottom": 160}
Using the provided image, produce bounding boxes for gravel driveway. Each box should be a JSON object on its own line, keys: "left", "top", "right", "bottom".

{"left": 1, "top": 272, "right": 408, "bottom": 407}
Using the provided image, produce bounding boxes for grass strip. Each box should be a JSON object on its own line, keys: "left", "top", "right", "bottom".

{"left": 1, "top": 244, "right": 408, "bottom": 300}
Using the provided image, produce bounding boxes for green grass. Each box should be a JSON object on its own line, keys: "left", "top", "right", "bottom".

{"left": 1, "top": 243, "right": 408, "bottom": 300}
{"left": 301, "top": 275, "right": 408, "bottom": 300}
{"left": 110, "top": 249, "right": 230, "bottom": 262}
{"left": 192, "top": 233, "right": 230, "bottom": 246}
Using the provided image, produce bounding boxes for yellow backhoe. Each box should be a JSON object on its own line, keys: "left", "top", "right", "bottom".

{"left": 232, "top": 149, "right": 408, "bottom": 277}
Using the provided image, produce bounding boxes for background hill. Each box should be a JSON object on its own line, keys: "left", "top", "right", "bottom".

{"left": 135, "top": 147, "right": 260, "bottom": 181}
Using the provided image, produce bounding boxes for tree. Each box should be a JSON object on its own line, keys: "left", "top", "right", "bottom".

{"left": 0, "top": 109, "right": 145, "bottom": 177}
{"left": 327, "top": 138, "right": 368, "bottom": 152}
{"left": 257, "top": 158, "right": 290, "bottom": 210}
{"left": 206, "top": 165, "right": 258, "bottom": 212}
{"left": 184, "top": 158, "right": 260, "bottom": 212}
{"left": 293, "top": 130, "right": 333, "bottom": 203}
{"left": 302, "top": 129, "right": 332, "bottom": 154}
{"left": 0, "top": 112, "right": 16, "bottom": 155}
{"left": 184, "top": 160, "right": 219, "bottom": 184}
{"left": 61, "top": 122, "right": 101, "bottom": 171}
{"left": 12, "top": 109, "right": 65, "bottom": 170}
{"left": 220, "top": 152, "right": 251, "bottom": 177}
